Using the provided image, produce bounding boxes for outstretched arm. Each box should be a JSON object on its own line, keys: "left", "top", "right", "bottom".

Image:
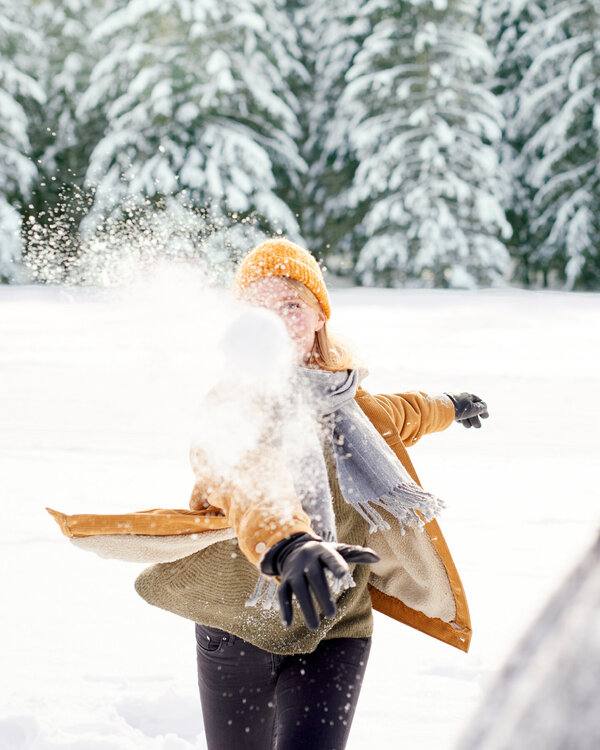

{"left": 188, "top": 380, "right": 314, "bottom": 567}
{"left": 358, "top": 388, "right": 489, "bottom": 445}
{"left": 361, "top": 388, "right": 455, "bottom": 445}
{"left": 189, "top": 443, "right": 379, "bottom": 631}
{"left": 189, "top": 444, "right": 313, "bottom": 567}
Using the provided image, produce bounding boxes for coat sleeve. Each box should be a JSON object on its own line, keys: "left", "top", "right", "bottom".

{"left": 188, "top": 381, "right": 315, "bottom": 567}
{"left": 189, "top": 445, "right": 314, "bottom": 568}
{"left": 369, "top": 390, "right": 455, "bottom": 446}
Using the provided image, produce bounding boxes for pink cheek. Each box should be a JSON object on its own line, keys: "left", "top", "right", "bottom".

{"left": 279, "top": 310, "right": 301, "bottom": 326}
{"left": 285, "top": 321, "right": 305, "bottom": 340}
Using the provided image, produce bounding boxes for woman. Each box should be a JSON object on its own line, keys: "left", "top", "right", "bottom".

{"left": 135, "top": 238, "right": 489, "bottom": 750}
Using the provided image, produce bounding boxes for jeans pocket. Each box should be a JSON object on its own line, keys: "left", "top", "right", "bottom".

{"left": 195, "top": 624, "right": 233, "bottom": 654}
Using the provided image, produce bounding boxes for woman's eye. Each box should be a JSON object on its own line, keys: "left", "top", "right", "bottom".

{"left": 282, "top": 302, "right": 300, "bottom": 310}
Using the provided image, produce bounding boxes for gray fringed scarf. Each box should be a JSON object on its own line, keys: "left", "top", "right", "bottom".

{"left": 247, "top": 368, "right": 444, "bottom": 610}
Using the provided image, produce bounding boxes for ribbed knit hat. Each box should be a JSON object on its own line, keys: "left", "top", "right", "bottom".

{"left": 233, "top": 238, "right": 331, "bottom": 319}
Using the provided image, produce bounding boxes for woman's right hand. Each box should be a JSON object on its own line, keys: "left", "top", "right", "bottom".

{"left": 260, "top": 533, "right": 380, "bottom": 630}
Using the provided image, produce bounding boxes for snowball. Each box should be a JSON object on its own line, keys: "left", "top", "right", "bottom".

{"left": 219, "top": 308, "right": 295, "bottom": 383}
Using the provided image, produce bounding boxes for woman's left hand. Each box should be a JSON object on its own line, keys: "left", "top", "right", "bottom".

{"left": 446, "top": 392, "right": 489, "bottom": 429}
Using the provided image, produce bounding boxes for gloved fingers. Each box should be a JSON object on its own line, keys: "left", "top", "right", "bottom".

{"left": 291, "top": 575, "right": 320, "bottom": 631}
{"left": 318, "top": 545, "right": 351, "bottom": 579}
{"left": 278, "top": 580, "right": 294, "bottom": 628}
{"left": 450, "top": 392, "right": 489, "bottom": 426}
{"left": 472, "top": 395, "right": 489, "bottom": 414}
{"left": 305, "top": 564, "right": 336, "bottom": 619}
{"left": 335, "top": 544, "right": 380, "bottom": 565}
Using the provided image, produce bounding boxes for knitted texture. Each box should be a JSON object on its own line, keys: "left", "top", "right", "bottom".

{"left": 233, "top": 238, "right": 331, "bottom": 319}
{"left": 135, "top": 438, "right": 373, "bottom": 654}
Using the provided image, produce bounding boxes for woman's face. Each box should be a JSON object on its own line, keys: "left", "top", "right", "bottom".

{"left": 242, "top": 276, "right": 326, "bottom": 363}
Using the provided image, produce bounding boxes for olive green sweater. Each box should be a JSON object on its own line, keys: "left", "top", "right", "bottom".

{"left": 135, "top": 447, "right": 373, "bottom": 654}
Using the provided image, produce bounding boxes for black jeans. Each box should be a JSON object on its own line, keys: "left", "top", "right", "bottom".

{"left": 195, "top": 624, "right": 371, "bottom": 750}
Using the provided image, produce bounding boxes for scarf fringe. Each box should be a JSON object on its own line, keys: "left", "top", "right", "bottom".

{"left": 244, "top": 369, "right": 445, "bottom": 618}
{"left": 352, "top": 483, "right": 445, "bottom": 534}
{"left": 245, "top": 575, "right": 279, "bottom": 610}
{"left": 245, "top": 569, "right": 356, "bottom": 613}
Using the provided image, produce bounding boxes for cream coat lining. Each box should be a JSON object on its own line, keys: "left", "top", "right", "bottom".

{"left": 367, "top": 522, "right": 456, "bottom": 622}
{"left": 71, "top": 520, "right": 456, "bottom": 623}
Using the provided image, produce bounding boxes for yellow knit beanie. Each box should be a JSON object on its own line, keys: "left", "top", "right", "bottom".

{"left": 233, "top": 238, "right": 331, "bottom": 319}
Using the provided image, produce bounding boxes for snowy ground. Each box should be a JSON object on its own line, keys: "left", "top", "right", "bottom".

{"left": 1, "top": 275, "right": 599, "bottom": 749}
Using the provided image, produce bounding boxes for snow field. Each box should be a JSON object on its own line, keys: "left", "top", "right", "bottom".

{"left": 1, "top": 279, "right": 599, "bottom": 749}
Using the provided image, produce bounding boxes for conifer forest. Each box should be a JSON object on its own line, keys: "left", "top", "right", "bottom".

{"left": 1, "top": 0, "right": 599, "bottom": 289}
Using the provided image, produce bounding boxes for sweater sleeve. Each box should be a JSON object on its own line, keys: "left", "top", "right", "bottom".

{"left": 189, "top": 445, "right": 314, "bottom": 568}
{"left": 370, "top": 391, "right": 455, "bottom": 446}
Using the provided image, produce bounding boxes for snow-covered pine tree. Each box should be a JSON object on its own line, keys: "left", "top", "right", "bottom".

{"left": 490, "top": 0, "right": 600, "bottom": 289}
{"left": 292, "top": 0, "right": 370, "bottom": 269}
{"left": 479, "top": 0, "right": 546, "bottom": 287}
{"left": 325, "top": 0, "right": 511, "bottom": 287}
{"left": 0, "top": 1, "right": 44, "bottom": 281}
{"left": 23, "top": 0, "right": 116, "bottom": 281}
{"left": 77, "top": 0, "right": 307, "bottom": 257}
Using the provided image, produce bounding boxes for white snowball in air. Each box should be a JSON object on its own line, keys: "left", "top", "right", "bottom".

{"left": 219, "top": 308, "right": 294, "bottom": 380}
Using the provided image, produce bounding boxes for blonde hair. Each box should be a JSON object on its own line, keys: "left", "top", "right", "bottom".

{"left": 280, "top": 278, "right": 356, "bottom": 372}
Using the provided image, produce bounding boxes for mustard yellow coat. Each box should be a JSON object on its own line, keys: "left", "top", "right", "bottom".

{"left": 188, "top": 386, "right": 471, "bottom": 652}
{"left": 48, "top": 387, "right": 471, "bottom": 652}
{"left": 354, "top": 388, "right": 471, "bottom": 652}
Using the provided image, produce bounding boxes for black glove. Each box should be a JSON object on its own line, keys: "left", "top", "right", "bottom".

{"left": 446, "top": 392, "right": 489, "bottom": 428}
{"left": 260, "top": 532, "right": 380, "bottom": 631}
